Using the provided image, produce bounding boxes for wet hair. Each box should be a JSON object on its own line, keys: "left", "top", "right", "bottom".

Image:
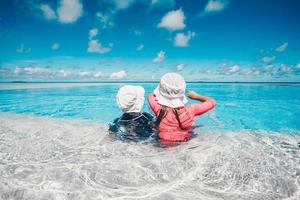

{"left": 155, "top": 106, "right": 167, "bottom": 128}
{"left": 173, "top": 108, "right": 184, "bottom": 130}
{"left": 155, "top": 106, "right": 185, "bottom": 130}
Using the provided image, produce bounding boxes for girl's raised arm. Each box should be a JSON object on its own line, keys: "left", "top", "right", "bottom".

{"left": 188, "top": 91, "right": 217, "bottom": 106}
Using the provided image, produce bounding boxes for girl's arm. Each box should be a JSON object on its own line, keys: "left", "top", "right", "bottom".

{"left": 186, "top": 91, "right": 217, "bottom": 116}
{"left": 188, "top": 91, "right": 217, "bottom": 106}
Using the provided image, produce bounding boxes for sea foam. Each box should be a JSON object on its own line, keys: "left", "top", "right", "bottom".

{"left": 0, "top": 113, "right": 300, "bottom": 200}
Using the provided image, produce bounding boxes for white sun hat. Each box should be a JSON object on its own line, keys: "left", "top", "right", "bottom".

{"left": 116, "top": 85, "right": 145, "bottom": 113}
{"left": 154, "top": 73, "right": 188, "bottom": 108}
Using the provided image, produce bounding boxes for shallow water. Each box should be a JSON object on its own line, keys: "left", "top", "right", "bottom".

{"left": 0, "top": 83, "right": 300, "bottom": 199}
{"left": 0, "top": 113, "right": 300, "bottom": 200}
{"left": 0, "top": 83, "right": 300, "bottom": 132}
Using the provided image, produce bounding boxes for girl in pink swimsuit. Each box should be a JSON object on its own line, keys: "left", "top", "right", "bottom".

{"left": 148, "top": 73, "right": 216, "bottom": 142}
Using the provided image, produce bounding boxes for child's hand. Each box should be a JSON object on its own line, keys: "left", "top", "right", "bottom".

{"left": 188, "top": 91, "right": 198, "bottom": 99}
{"left": 188, "top": 90, "right": 217, "bottom": 105}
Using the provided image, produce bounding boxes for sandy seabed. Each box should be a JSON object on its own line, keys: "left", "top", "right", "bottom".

{"left": 0, "top": 112, "right": 300, "bottom": 200}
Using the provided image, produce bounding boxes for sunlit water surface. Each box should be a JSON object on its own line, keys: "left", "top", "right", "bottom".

{"left": 0, "top": 83, "right": 300, "bottom": 199}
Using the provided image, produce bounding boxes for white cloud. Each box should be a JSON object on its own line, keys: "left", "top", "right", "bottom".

{"left": 296, "top": 63, "right": 300, "bottom": 69}
{"left": 158, "top": 9, "right": 185, "bottom": 31}
{"left": 252, "top": 70, "right": 260, "bottom": 75}
{"left": 57, "top": 0, "right": 83, "bottom": 23}
{"left": 51, "top": 43, "right": 60, "bottom": 50}
{"left": 262, "top": 56, "right": 276, "bottom": 63}
{"left": 10, "top": 67, "right": 105, "bottom": 79}
{"left": 204, "top": 0, "right": 229, "bottom": 13}
{"left": 109, "top": 70, "right": 127, "bottom": 79}
{"left": 174, "top": 31, "right": 195, "bottom": 47}
{"left": 87, "top": 28, "right": 112, "bottom": 54}
{"left": 79, "top": 71, "right": 90, "bottom": 77}
{"left": 153, "top": 50, "right": 165, "bottom": 63}
{"left": 22, "top": 67, "right": 50, "bottom": 75}
{"left": 96, "top": 12, "right": 114, "bottom": 28}
{"left": 16, "top": 44, "right": 31, "bottom": 53}
{"left": 16, "top": 45, "right": 23, "bottom": 53}
{"left": 275, "top": 42, "right": 288, "bottom": 52}
{"left": 93, "top": 1, "right": 136, "bottom": 29}
{"left": 278, "top": 64, "right": 293, "bottom": 74}
{"left": 40, "top": 4, "right": 56, "bottom": 20}
{"left": 114, "top": 0, "right": 136, "bottom": 10}
{"left": 87, "top": 40, "right": 112, "bottom": 54}
{"left": 94, "top": 72, "right": 102, "bottom": 78}
{"left": 176, "top": 64, "right": 185, "bottom": 71}
{"left": 57, "top": 70, "right": 72, "bottom": 77}
{"left": 136, "top": 44, "right": 144, "bottom": 51}
{"left": 89, "top": 28, "right": 98, "bottom": 40}
{"left": 264, "top": 64, "right": 274, "bottom": 73}
{"left": 151, "top": 0, "right": 175, "bottom": 8}
{"left": 228, "top": 64, "right": 239, "bottom": 74}
{"left": 133, "top": 30, "right": 142, "bottom": 36}
{"left": 240, "top": 67, "right": 261, "bottom": 76}
{"left": 13, "top": 67, "right": 22, "bottom": 75}
{"left": 95, "top": 1, "right": 135, "bottom": 29}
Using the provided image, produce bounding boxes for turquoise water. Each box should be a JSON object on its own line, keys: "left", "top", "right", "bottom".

{"left": 0, "top": 83, "right": 299, "bottom": 132}
{"left": 1, "top": 83, "right": 300, "bottom": 199}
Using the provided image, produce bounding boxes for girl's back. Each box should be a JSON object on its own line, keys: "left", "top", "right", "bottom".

{"left": 148, "top": 93, "right": 216, "bottom": 141}
{"left": 148, "top": 73, "right": 216, "bottom": 142}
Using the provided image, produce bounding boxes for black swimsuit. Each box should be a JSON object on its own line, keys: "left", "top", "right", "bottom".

{"left": 109, "top": 112, "right": 155, "bottom": 142}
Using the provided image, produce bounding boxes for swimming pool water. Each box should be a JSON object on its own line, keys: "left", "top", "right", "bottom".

{"left": 0, "top": 83, "right": 299, "bottom": 133}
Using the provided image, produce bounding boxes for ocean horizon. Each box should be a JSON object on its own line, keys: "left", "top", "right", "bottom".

{"left": 2, "top": 81, "right": 300, "bottom": 85}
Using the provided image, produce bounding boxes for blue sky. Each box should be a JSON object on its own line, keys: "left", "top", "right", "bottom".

{"left": 0, "top": 0, "right": 300, "bottom": 81}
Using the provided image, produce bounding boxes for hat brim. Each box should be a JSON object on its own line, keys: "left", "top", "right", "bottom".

{"left": 154, "top": 86, "right": 188, "bottom": 108}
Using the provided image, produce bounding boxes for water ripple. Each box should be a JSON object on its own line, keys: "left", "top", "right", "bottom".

{"left": 0, "top": 113, "right": 300, "bottom": 199}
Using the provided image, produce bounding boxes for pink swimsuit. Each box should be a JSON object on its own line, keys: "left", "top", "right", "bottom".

{"left": 148, "top": 93, "right": 216, "bottom": 142}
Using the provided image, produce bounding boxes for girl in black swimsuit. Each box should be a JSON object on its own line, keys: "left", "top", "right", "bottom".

{"left": 109, "top": 112, "right": 154, "bottom": 142}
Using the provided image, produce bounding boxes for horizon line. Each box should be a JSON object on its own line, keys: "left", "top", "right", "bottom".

{"left": 1, "top": 81, "right": 300, "bottom": 84}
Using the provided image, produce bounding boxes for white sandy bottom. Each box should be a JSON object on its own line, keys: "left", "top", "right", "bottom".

{"left": 0, "top": 113, "right": 300, "bottom": 200}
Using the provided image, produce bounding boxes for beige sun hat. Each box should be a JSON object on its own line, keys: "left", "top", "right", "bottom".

{"left": 154, "top": 73, "right": 188, "bottom": 108}
{"left": 116, "top": 85, "right": 145, "bottom": 113}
